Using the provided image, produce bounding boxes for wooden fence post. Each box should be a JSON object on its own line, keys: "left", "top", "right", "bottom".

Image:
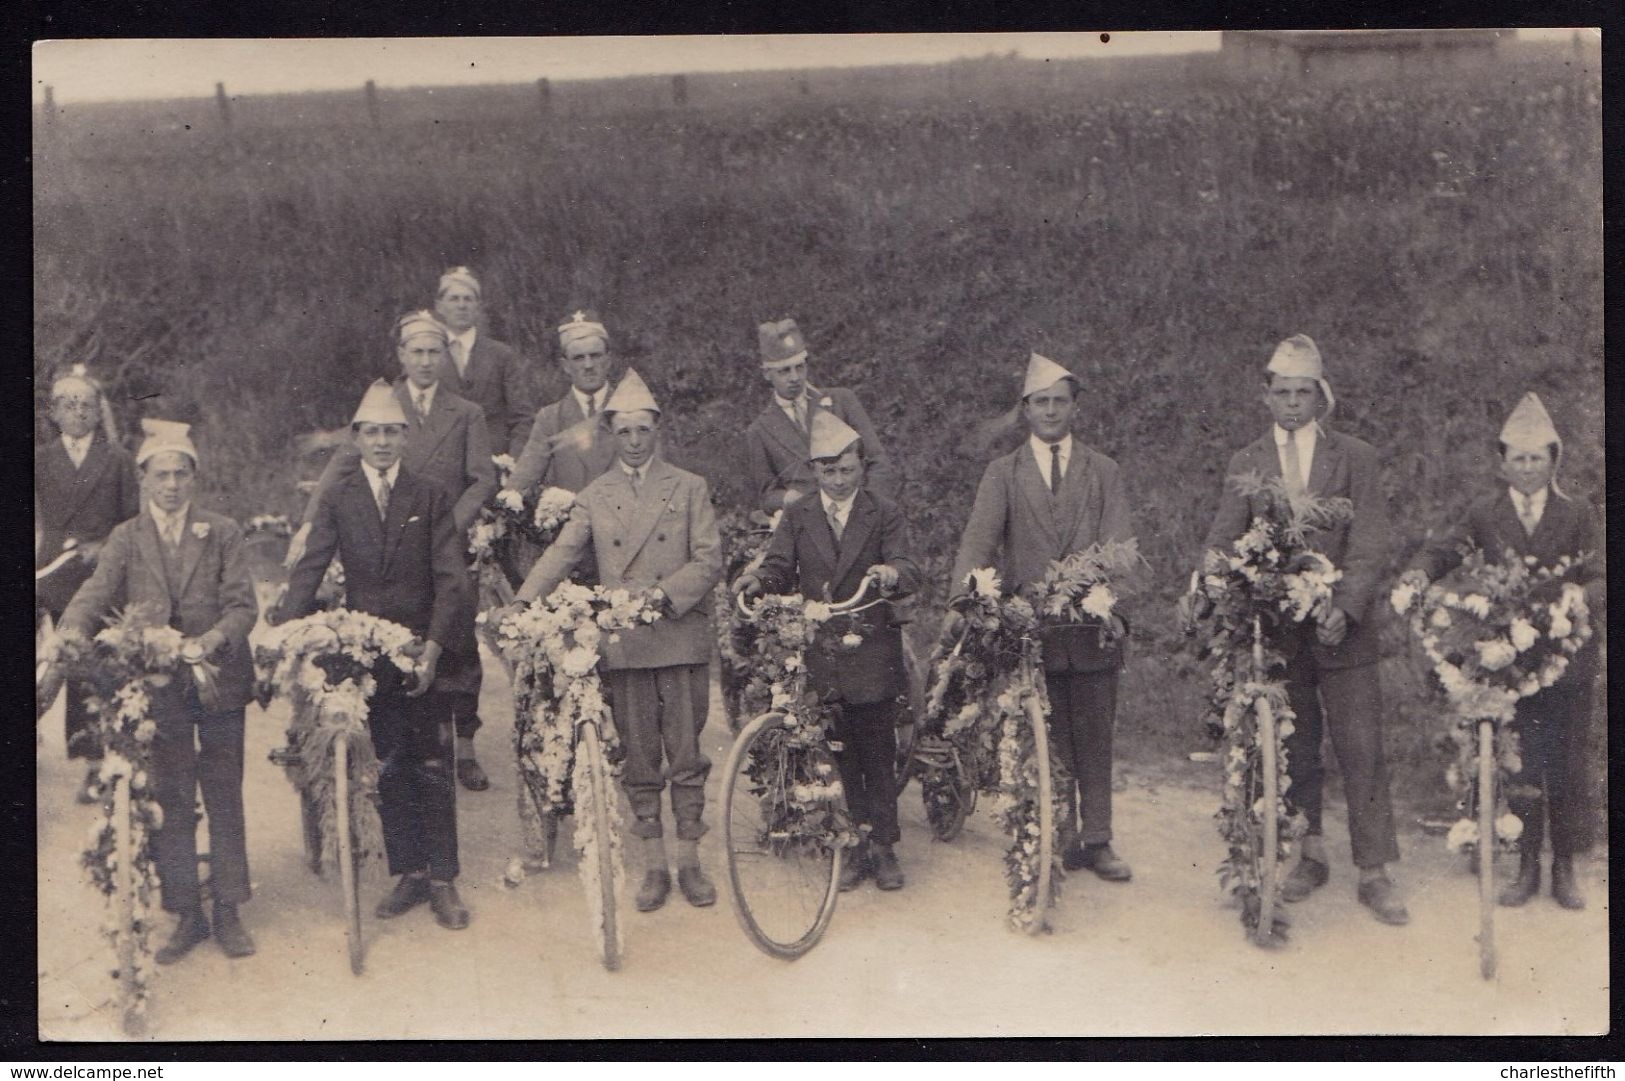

{"left": 215, "top": 82, "right": 233, "bottom": 129}
{"left": 364, "top": 79, "right": 381, "bottom": 127}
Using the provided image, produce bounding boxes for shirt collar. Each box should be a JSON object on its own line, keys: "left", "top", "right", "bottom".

{"left": 1029, "top": 433, "right": 1073, "bottom": 461}
{"left": 1511, "top": 485, "right": 1548, "bottom": 511}
{"left": 449, "top": 326, "right": 477, "bottom": 350}
{"left": 620, "top": 460, "right": 648, "bottom": 482}
{"left": 149, "top": 501, "right": 191, "bottom": 533}
{"left": 62, "top": 432, "right": 93, "bottom": 452}
{"left": 409, "top": 381, "right": 438, "bottom": 408}
{"left": 774, "top": 390, "right": 807, "bottom": 410}
{"left": 1272, "top": 424, "right": 1316, "bottom": 448}
{"left": 573, "top": 385, "right": 607, "bottom": 414}
{"left": 821, "top": 491, "right": 856, "bottom": 518}
{"left": 362, "top": 460, "right": 400, "bottom": 487}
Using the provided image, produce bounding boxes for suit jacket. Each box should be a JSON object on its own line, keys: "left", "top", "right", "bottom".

{"left": 1201, "top": 428, "right": 1390, "bottom": 669}
{"left": 35, "top": 436, "right": 141, "bottom": 616}
{"left": 438, "top": 333, "right": 537, "bottom": 457}
{"left": 302, "top": 381, "right": 496, "bottom": 535}
{"left": 279, "top": 465, "right": 478, "bottom": 691}
{"left": 742, "top": 386, "right": 900, "bottom": 514}
{"left": 756, "top": 490, "right": 922, "bottom": 705}
{"left": 506, "top": 389, "right": 619, "bottom": 495}
{"left": 950, "top": 440, "right": 1135, "bottom": 674}
{"left": 60, "top": 507, "right": 259, "bottom": 713}
{"left": 518, "top": 456, "right": 723, "bottom": 671}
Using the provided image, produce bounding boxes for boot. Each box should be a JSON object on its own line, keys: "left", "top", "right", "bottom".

{"left": 154, "top": 909, "right": 211, "bottom": 965}
{"left": 839, "top": 841, "right": 870, "bottom": 892}
{"left": 1498, "top": 847, "right": 1541, "bottom": 907}
{"left": 871, "top": 844, "right": 905, "bottom": 891}
{"left": 1282, "top": 836, "right": 1329, "bottom": 903}
{"left": 1550, "top": 855, "right": 1585, "bottom": 910}
{"left": 675, "top": 838, "right": 716, "bottom": 907}
{"left": 212, "top": 902, "right": 256, "bottom": 958}
{"left": 635, "top": 833, "right": 671, "bottom": 912}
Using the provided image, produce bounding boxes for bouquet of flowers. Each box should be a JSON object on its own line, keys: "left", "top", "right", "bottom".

{"left": 1025, "top": 538, "right": 1150, "bottom": 647}
{"left": 1189, "top": 472, "right": 1349, "bottom": 941}
{"left": 1391, "top": 548, "right": 1593, "bottom": 853}
{"left": 472, "top": 455, "right": 578, "bottom": 604}
{"left": 716, "top": 508, "right": 781, "bottom": 730}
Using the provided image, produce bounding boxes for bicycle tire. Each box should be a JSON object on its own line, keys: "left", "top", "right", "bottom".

{"left": 1025, "top": 696, "right": 1055, "bottom": 935}
{"left": 1476, "top": 719, "right": 1497, "bottom": 980}
{"left": 1254, "top": 694, "right": 1280, "bottom": 948}
{"left": 579, "top": 723, "right": 622, "bottom": 973}
{"left": 112, "top": 776, "right": 144, "bottom": 1035}
{"left": 722, "top": 711, "right": 843, "bottom": 960}
{"left": 334, "top": 733, "right": 364, "bottom": 976}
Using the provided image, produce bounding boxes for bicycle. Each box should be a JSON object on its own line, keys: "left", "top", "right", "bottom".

{"left": 720, "top": 572, "right": 897, "bottom": 960}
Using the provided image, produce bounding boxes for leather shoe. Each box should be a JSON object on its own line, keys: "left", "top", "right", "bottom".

{"left": 1550, "top": 856, "right": 1585, "bottom": 910}
{"left": 1061, "top": 841, "right": 1089, "bottom": 873}
{"left": 1357, "top": 875, "right": 1410, "bottom": 925}
{"left": 1498, "top": 852, "right": 1540, "bottom": 907}
{"left": 636, "top": 869, "right": 672, "bottom": 912}
{"left": 429, "top": 881, "right": 471, "bottom": 929}
{"left": 871, "top": 845, "right": 905, "bottom": 891}
{"left": 838, "top": 846, "right": 869, "bottom": 892}
{"left": 1281, "top": 857, "right": 1329, "bottom": 902}
{"left": 678, "top": 866, "right": 717, "bottom": 907}
{"left": 213, "top": 902, "right": 256, "bottom": 958}
{"left": 154, "top": 910, "right": 211, "bottom": 965}
{"left": 456, "top": 758, "right": 490, "bottom": 792}
{"left": 375, "top": 874, "right": 431, "bottom": 919}
{"left": 1080, "top": 843, "right": 1132, "bottom": 882}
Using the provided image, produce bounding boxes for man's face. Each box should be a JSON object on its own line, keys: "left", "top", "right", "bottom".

{"left": 1263, "top": 375, "right": 1324, "bottom": 432}
{"left": 762, "top": 358, "right": 808, "bottom": 401}
{"left": 435, "top": 286, "right": 480, "bottom": 333}
{"left": 1023, "top": 380, "right": 1077, "bottom": 443}
{"left": 562, "top": 335, "right": 611, "bottom": 395}
{"left": 398, "top": 335, "right": 446, "bottom": 389}
{"left": 144, "top": 451, "right": 196, "bottom": 513}
{"left": 812, "top": 449, "right": 864, "bottom": 501}
{"left": 354, "top": 422, "right": 407, "bottom": 471}
{"left": 51, "top": 386, "right": 100, "bottom": 440}
{"left": 1502, "top": 444, "right": 1556, "bottom": 496}
{"left": 612, "top": 409, "right": 659, "bottom": 470}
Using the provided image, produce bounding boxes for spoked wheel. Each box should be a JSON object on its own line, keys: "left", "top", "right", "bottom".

{"left": 1476, "top": 719, "right": 1497, "bottom": 981}
{"left": 299, "top": 789, "right": 324, "bottom": 875}
{"left": 892, "top": 718, "right": 917, "bottom": 795}
{"left": 1023, "top": 697, "right": 1056, "bottom": 935}
{"left": 722, "top": 712, "right": 843, "bottom": 960}
{"left": 578, "top": 722, "right": 622, "bottom": 973}
{"left": 1253, "top": 694, "right": 1281, "bottom": 948}
{"left": 111, "top": 776, "right": 143, "bottom": 1036}
{"left": 333, "top": 733, "right": 364, "bottom": 976}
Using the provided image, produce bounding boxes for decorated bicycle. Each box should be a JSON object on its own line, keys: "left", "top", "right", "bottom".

{"left": 469, "top": 453, "right": 578, "bottom": 608}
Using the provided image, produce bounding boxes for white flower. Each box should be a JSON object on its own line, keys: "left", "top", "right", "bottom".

{"left": 1080, "top": 584, "right": 1116, "bottom": 621}
{"left": 1460, "top": 593, "right": 1491, "bottom": 619}
{"left": 1389, "top": 582, "right": 1417, "bottom": 615}
{"left": 1445, "top": 818, "right": 1479, "bottom": 852}
{"left": 496, "top": 488, "right": 524, "bottom": 513}
{"left": 1430, "top": 608, "right": 1453, "bottom": 630}
{"left": 1494, "top": 812, "right": 1523, "bottom": 842}
{"left": 967, "top": 567, "right": 1002, "bottom": 599}
{"left": 191, "top": 521, "right": 211, "bottom": 540}
{"left": 840, "top": 632, "right": 862, "bottom": 649}
{"left": 1508, "top": 618, "right": 1538, "bottom": 653}
{"left": 1547, "top": 606, "right": 1573, "bottom": 641}
{"left": 1474, "top": 638, "right": 1516, "bottom": 672}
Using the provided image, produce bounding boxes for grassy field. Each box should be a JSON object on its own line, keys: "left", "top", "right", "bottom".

{"left": 33, "top": 45, "right": 1604, "bottom": 817}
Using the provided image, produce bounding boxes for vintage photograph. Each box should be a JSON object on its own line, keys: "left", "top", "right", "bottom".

{"left": 32, "top": 30, "right": 1605, "bottom": 1041}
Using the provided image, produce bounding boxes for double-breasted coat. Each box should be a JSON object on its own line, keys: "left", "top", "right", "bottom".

{"left": 35, "top": 435, "right": 142, "bottom": 617}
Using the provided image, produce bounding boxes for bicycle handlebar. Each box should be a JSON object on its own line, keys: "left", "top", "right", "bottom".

{"left": 734, "top": 570, "right": 887, "bottom": 622}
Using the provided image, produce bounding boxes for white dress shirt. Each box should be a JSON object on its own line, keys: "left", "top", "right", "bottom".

{"left": 1029, "top": 433, "right": 1073, "bottom": 489}
{"left": 775, "top": 392, "right": 810, "bottom": 431}
{"left": 621, "top": 461, "right": 649, "bottom": 489}
{"left": 573, "top": 385, "right": 610, "bottom": 419}
{"left": 448, "top": 326, "right": 477, "bottom": 378}
{"left": 821, "top": 492, "right": 856, "bottom": 537}
{"left": 361, "top": 460, "right": 401, "bottom": 515}
{"left": 61, "top": 433, "right": 93, "bottom": 469}
{"left": 1272, "top": 424, "right": 1318, "bottom": 490}
{"left": 149, "top": 501, "right": 191, "bottom": 548}
{"left": 1510, "top": 486, "right": 1548, "bottom": 533}
{"left": 409, "top": 381, "right": 438, "bottom": 418}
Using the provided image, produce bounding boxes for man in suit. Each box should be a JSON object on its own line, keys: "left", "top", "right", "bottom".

{"left": 1398, "top": 393, "right": 1603, "bottom": 910}
{"left": 733, "top": 411, "right": 922, "bottom": 891}
{"left": 949, "top": 352, "right": 1137, "bottom": 884}
{"left": 517, "top": 369, "right": 725, "bottom": 912}
{"left": 434, "top": 266, "right": 538, "bottom": 458}
{"left": 36, "top": 365, "right": 141, "bottom": 802}
{"left": 294, "top": 311, "right": 497, "bottom": 791}
{"left": 275, "top": 380, "right": 476, "bottom": 930}
{"left": 742, "top": 318, "right": 900, "bottom": 515}
{"left": 1185, "top": 334, "right": 1407, "bottom": 925}
{"left": 503, "top": 308, "right": 620, "bottom": 499}
{"left": 59, "top": 420, "right": 259, "bottom": 963}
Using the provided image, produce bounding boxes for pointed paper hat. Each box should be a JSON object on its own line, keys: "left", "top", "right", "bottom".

{"left": 603, "top": 367, "right": 660, "bottom": 417}
{"left": 1499, "top": 392, "right": 1560, "bottom": 451}
{"left": 807, "top": 409, "right": 861, "bottom": 461}
{"left": 1266, "top": 334, "right": 1335, "bottom": 416}
{"left": 1021, "top": 352, "right": 1077, "bottom": 398}
{"left": 135, "top": 418, "right": 198, "bottom": 466}
{"left": 759, "top": 318, "right": 808, "bottom": 367}
{"left": 395, "top": 309, "right": 449, "bottom": 345}
{"left": 557, "top": 307, "right": 609, "bottom": 350}
{"left": 49, "top": 362, "right": 101, "bottom": 400}
{"left": 351, "top": 379, "right": 409, "bottom": 426}
{"left": 437, "top": 266, "right": 481, "bottom": 298}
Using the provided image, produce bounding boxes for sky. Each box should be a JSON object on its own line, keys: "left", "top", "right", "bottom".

{"left": 33, "top": 31, "right": 1588, "bottom": 105}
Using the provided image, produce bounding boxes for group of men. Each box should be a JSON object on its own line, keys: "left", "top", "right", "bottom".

{"left": 37, "top": 263, "right": 1599, "bottom": 970}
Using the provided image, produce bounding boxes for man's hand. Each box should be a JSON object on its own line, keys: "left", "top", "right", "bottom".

{"left": 406, "top": 640, "right": 442, "bottom": 698}
{"left": 733, "top": 573, "right": 762, "bottom": 598}
{"left": 941, "top": 606, "right": 966, "bottom": 642}
{"left": 782, "top": 488, "right": 808, "bottom": 508}
{"left": 1316, "top": 606, "right": 1350, "bottom": 647}
{"left": 181, "top": 630, "right": 225, "bottom": 665}
{"left": 75, "top": 540, "right": 103, "bottom": 567}
{"left": 866, "top": 564, "right": 900, "bottom": 594}
{"left": 283, "top": 523, "right": 312, "bottom": 569}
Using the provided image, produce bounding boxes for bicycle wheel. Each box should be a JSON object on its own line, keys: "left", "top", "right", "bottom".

{"left": 722, "top": 712, "right": 843, "bottom": 960}
{"left": 1476, "top": 719, "right": 1497, "bottom": 981}
{"left": 111, "top": 776, "right": 144, "bottom": 1036}
{"left": 1254, "top": 694, "right": 1280, "bottom": 948}
{"left": 334, "top": 733, "right": 364, "bottom": 976}
{"left": 1024, "top": 696, "right": 1055, "bottom": 935}
{"left": 578, "top": 722, "right": 622, "bottom": 972}
{"left": 299, "top": 789, "right": 323, "bottom": 875}
{"left": 892, "top": 716, "right": 917, "bottom": 794}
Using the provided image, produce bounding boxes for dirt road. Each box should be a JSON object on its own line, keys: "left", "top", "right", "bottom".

{"left": 37, "top": 645, "right": 1608, "bottom": 1041}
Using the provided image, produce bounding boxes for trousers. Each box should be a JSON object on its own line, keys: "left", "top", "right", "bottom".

{"left": 606, "top": 664, "right": 711, "bottom": 840}
{"left": 151, "top": 693, "right": 250, "bottom": 914}
{"left": 831, "top": 698, "right": 901, "bottom": 846}
{"left": 1508, "top": 673, "right": 1593, "bottom": 857}
{"left": 1281, "top": 650, "right": 1400, "bottom": 869}
{"left": 1045, "top": 668, "right": 1119, "bottom": 846}
{"left": 369, "top": 686, "right": 460, "bottom": 880}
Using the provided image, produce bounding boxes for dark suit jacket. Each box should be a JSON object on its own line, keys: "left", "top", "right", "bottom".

{"left": 280, "top": 465, "right": 478, "bottom": 692}
{"left": 756, "top": 490, "right": 922, "bottom": 706}
{"left": 60, "top": 508, "right": 259, "bottom": 713}
{"left": 302, "top": 381, "right": 497, "bottom": 535}
{"left": 35, "top": 436, "right": 141, "bottom": 615}
{"left": 742, "top": 385, "right": 900, "bottom": 514}
{"left": 1201, "top": 428, "right": 1390, "bottom": 669}
{"left": 438, "top": 333, "right": 537, "bottom": 457}
{"left": 950, "top": 440, "right": 1135, "bottom": 674}
{"left": 506, "top": 390, "right": 619, "bottom": 495}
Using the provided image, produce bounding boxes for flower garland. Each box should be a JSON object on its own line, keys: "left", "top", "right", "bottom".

{"left": 1390, "top": 548, "right": 1593, "bottom": 854}
{"left": 715, "top": 509, "right": 780, "bottom": 730}
{"left": 1189, "top": 472, "right": 1349, "bottom": 941}
{"left": 253, "top": 610, "right": 421, "bottom": 873}
{"left": 479, "top": 583, "right": 665, "bottom": 948}
{"left": 45, "top": 608, "right": 194, "bottom": 1031}
{"left": 474, "top": 456, "right": 578, "bottom": 605}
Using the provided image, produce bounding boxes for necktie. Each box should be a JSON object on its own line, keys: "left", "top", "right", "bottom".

{"left": 450, "top": 339, "right": 467, "bottom": 377}
{"left": 628, "top": 468, "right": 642, "bottom": 498}
{"left": 1281, "top": 434, "right": 1306, "bottom": 500}
{"left": 828, "top": 505, "right": 844, "bottom": 542}
{"left": 416, "top": 389, "right": 430, "bottom": 418}
{"left": 1516, "top": 493, "right": 1539, "bottom": 535}
{"left": 793, "top": 400, "right": 808, "bottom": 435}
{"left": 1049, "top": 443, "right": 1062, "bottom": 496}
{"left": 376, "top": 475, "right": 392, "bottom": 521}
{"left": 585, "top": 393, "right": 597, "bottom": 419}
{"left": 68, "top": 439, "right": 88, "bottom": 468}
{"left": 159, "top": 515, "right": 181, "bottom": 551}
